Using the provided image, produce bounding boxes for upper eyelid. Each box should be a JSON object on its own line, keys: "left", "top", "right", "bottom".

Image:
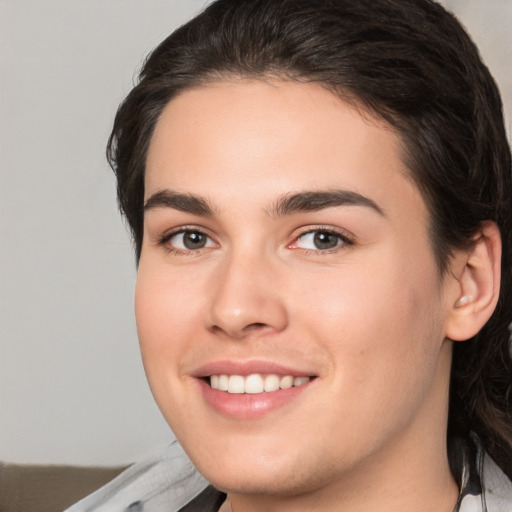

{"left": 158, "top": 225, "right": 214, "bottom": 242}
{"left": 157, "top": 228, "right": 217, "bottom": 255}
{"left": 290, "top": 225, "right": 356, "bottom": 251}
{"left": 291, "top": 225, "right": 355, "bottom": 241}
{"left": 155, "top": 224, "right": 355, "bottom": 250}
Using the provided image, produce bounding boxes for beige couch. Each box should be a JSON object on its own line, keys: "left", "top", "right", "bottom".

{"left": 0, "top": 462, "right": 127, "bottom": 512}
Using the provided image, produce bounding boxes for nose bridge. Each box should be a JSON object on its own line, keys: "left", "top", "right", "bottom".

{"left": 207, "top": 245, "right": 288, "bottom": 338}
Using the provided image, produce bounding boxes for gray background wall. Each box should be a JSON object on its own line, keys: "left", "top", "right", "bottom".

{"left": 1, "top": 0, "right": 510, "bottom": 466}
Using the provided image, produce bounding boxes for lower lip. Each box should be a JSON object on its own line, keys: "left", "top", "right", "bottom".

{"left": 197, "top": 379, "right": 313, "bottom": 420}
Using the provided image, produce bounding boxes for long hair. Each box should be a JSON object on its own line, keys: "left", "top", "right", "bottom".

{"left": 107, "top": 0, "right": 512, "bottom": 478}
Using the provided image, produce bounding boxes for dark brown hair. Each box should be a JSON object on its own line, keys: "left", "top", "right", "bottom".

{"left": 107, "top": 0, "right": 512, "bottom": 478}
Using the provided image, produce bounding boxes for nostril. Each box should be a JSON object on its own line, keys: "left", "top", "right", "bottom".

{"left": 209, "top": 321, "right": 271, "bottom": 340}
{"left": 245, "top": 322, "right": 268, "bottom": 331}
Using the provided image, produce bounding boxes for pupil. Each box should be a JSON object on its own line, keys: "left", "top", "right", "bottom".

{"left": 313, "top": 232, "right": 338, "bottom": 250}
{"left": 184, "top": 232, "right": 206, "bottom": 249}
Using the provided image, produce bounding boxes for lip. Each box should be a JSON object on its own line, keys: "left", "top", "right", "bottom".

{"left": 192, "top": 359, "right": 314, "bottom": 378}
{"left": 192, "top": 360, "right": 317, "bottom": 420}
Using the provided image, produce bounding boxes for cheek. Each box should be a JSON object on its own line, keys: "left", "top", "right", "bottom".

{"left": 291, "top": 250, "right": 444, "bottom": 394}
{"left": 134, "top": 263, "right": 201, "bottom": 375}
{"left": 291, "top": 259, "right": 421, "bottom": 339}
{"left": 134, "top": 263, "right": 205, "bottom": 422}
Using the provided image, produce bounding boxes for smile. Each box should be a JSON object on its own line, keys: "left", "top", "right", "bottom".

{"left": 196, "top": 366, "right": 317, "bottom": 419}
{"left": 209, "top": 374, "right": 311, "bottom": 394}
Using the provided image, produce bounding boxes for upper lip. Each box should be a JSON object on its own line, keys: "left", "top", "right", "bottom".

{"left": 191, "top": 360, "right": 317, "bottom": 378}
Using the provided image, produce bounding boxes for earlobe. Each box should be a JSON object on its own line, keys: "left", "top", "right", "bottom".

{"left": 445, "top": 221, "right": 501, "bottom": 342}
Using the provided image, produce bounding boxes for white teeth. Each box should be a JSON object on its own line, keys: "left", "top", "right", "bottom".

{"left": 227, "top": 375, "right": 245, "bottom": 394}
{"left": 218, "top": 375, "right": 229, "bottom": 391}
{"left": 294, "top": 377, "right": 310, "bottom": 387}
{"left": 209, "top": 373, "right": 311, "bottom": 394}
{"left": 264, "top": 374, "right": 280, "bottom": 392}
{"left": 279, "top": 375, "right": 294, "bottom": 389}
{"left": 244, "top": 374, "right": 264, "bottom": 394}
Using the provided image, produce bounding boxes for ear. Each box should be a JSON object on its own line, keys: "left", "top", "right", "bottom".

{"left": 444, "top": 221, "right": 501, "bottom": 342}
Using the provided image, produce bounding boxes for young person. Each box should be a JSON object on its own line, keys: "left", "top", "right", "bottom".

{"left": 67, "top": 0, "right": 512, "bottom": 510}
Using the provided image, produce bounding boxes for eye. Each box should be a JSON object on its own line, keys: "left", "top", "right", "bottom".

{"left": 291, "top": 229, "right": 351, "bottom": 252}
{"left": 162, "top": 229, "right": 216, "bottom": 252}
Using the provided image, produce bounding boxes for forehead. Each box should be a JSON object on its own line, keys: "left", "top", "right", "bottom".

{"left": 145, "top": 79, "right": 424, "bottom": 221}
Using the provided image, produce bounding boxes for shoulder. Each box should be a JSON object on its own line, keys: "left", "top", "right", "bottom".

{"left": 480, "top": 451, "right": 512, "bottom": 511}
{"left": 457, "top": 434, "right": 512, "bottom": 512}
{"left": 64, "top": 440, "right": 210, "bottom": 512}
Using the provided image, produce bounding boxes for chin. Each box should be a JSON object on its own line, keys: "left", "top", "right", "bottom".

{"left": 187, "top": 442, "right": 290, "bottom": 490}
{"left": 179, "top": 434, "right": 339, "bottom": 498}
{"left": 198, "top": 464, "right": 314, "bottom": 497}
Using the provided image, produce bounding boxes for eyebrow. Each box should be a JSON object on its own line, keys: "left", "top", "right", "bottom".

{"left": 143, "top": 188, "right": 385, "bottom": 218}
{"left": 144, "top": 190, "right": 215, "bottom": 216}
{"left": 269, "top": 190, "right": 385, "bottom": 217}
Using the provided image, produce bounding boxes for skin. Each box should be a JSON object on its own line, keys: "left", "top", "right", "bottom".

{"left": 136, "top": 79, "right": 469, "bottom": 511}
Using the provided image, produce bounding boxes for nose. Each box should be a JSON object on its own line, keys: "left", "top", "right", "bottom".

{"left": 206, "top": 252, "right": 288, "bottom": 340}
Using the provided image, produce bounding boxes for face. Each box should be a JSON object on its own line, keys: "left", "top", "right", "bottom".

{"left": 137, "top": 80, "right": 456, "bottom": 496}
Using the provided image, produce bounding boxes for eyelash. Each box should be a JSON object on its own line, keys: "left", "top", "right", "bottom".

{"left": 290, "top": 226, "right": 354, "bottom": 254}
{"left": 157, "top": 227, "right": 217, "bottom": 256}
{"left": 157, "top": 226, "right": 354, "bottom": 256}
